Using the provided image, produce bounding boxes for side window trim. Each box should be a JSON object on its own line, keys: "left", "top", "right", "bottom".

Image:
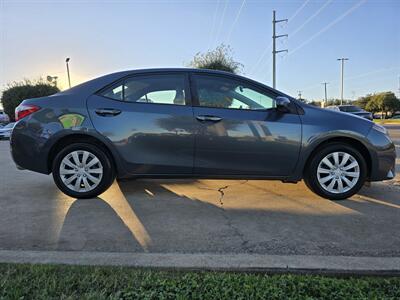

{"left": 97, "top": 72, "right": 192, "bottom": 107}
{"left": 189, "top": 72, "right": 279, "bottom": 112}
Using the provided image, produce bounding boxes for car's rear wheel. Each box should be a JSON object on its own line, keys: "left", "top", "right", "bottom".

{"left": 52, "top": 143, "right": 115, "bottom": 199}
{"left": 304, "top": 143, "right": 367, "bottom": 200}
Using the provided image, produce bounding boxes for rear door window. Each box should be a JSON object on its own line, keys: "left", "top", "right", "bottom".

{"left": 100, "top": 74, "right": 187, "bottom": 106}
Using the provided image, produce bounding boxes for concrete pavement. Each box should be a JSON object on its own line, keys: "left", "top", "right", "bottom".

{"left": 0, "top": 125, "right": 399, "bottom": 271}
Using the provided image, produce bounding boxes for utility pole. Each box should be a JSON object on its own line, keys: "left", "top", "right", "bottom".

{"left": 322, "top": 82, "right": 328, "bottom": 103}
{"left": 297, "top": 90, "right": 302, "bottom": 100}
{"left": 66, "top": 57, "right": 71, "bottom": 88}
{"left": 337, "top": 58, "right": 349, "bottom": 105}
{"left": 272, "top": 10, "right": 288, "bottom": 89}
{"left": 398, "top": 75, "right": 400, "bottom": 98}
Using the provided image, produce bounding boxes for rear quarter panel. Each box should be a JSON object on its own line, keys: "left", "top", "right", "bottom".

{"left": 11, "top": 94, "right": 125, "bottom": 175}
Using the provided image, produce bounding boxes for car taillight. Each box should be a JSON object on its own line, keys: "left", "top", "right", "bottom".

{"left": 15, "top": 104, "right": 41, "bottom": 121}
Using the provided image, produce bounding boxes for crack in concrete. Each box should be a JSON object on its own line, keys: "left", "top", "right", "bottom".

{"left": 222, "top": 212, "right": 250, "bottom": 251}
{"left": 197, "top": 180, "right": 250, "bottom": 250}
{"left": 216, "top": 185, "right": 229, "bottom": 206}
{"left": 197, "top": 180, "right": 248, "bottom": 206}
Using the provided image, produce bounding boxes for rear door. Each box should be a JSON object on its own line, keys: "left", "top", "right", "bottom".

{"left": 87, "top": 72, "right": 195, "bottom": 175}
{"left": 191, "top": 73, "right": 302, "bottom": 177}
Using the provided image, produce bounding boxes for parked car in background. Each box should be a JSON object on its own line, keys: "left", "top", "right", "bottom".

{"left": 326, "top": 105, "right": 373, "bottom": 120}
{"left": 390, "top": 114, "right": 400, "bottom": 119}
{"left": 0, "top": 110, "right": 10, "bottom": 124}
{"left": 0, "top": 122, "right": 15, "bottom": 139}
{"left": 10, "top": 68, "right": 396, "bottom": 200}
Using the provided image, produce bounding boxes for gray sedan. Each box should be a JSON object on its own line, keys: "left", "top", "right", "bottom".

{"left": 10, "top": 68, "right": 396, "bottom": 200}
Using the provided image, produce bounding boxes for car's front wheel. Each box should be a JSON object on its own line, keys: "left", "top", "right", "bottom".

{"left": 304, "top": 143, "right": 367, "bottom": 200}
{"left": 52, "top": 143, "right": 115, "bottom": 199}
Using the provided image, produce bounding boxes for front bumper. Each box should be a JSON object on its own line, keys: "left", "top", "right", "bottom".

{"left": 366, "top": 128, "right": 396, "bottom": 181}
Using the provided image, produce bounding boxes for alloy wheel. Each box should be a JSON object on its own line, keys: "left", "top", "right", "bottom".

{"left": 316, "top": 151, "right": 360, "bottom": 194}
{"left": 59, "top": 150, "right": 103, "bottom": 193}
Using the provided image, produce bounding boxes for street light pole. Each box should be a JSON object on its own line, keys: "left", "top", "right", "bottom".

{"left": 65, "top": 58, "right": 71, "bottom": 88}
{"left": 322, "top": 82, "right": 329, "bottom": 104}
{"left": 337, "top": 58, "right": 349, "bottom": 105}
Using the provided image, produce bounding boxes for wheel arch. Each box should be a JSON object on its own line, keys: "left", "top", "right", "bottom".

{"left": 303, "top": 136, "right": 372, "bottom": 179}
{"left": 47, "top": 133, "right": 120, "bottom": 175}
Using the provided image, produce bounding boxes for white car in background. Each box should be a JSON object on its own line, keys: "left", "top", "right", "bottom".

{"left": 0, "top": 110, "right": 10, "bottom": 124}
{"left": 325, "top": 105, "right": 373, "bottom": 120}
{"left": 0, "top": 122, "right": 15, "bottom": 140}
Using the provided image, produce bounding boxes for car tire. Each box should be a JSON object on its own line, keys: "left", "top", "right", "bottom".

{"left": 304, "top": 143, "right": 367, "bottom": 200}
{"left": 52, "top": 143, "right": 115, "bottom": 199}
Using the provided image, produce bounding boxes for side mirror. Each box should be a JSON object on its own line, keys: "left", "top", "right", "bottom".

{"left": 275, "top": 96, "right": 291, "bottom": 112}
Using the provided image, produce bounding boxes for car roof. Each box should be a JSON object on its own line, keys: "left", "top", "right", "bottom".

{"left": 57, "top": 67, "right": 294, "bottom": 100}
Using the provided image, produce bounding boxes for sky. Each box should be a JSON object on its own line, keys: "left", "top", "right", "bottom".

{"left": 1, "top": 0, "right": 399, "bottom": 106}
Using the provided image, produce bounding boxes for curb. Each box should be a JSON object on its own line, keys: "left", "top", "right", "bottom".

{"left": 1, "top": 250, "right": 400, "bottom": 275}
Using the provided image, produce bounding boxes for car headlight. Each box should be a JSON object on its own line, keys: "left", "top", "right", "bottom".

{"left": 372, "top": 123, "right": 388, "bottom": 135}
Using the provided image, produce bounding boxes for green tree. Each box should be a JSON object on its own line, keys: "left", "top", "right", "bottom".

{"left": 354, "top": 94, "right": 373, "bottom": 110}
{"left": 365, "top": 92, "right": 400, "bottom": 118}
{"left": 189, "top": 44, "right": 243, "bottom": 74}
{"left": 1, "top": 79, "right": 60, "bottom": 121}
{"left": 380, "top": 92, "right": 400, "bottom": 116}
{"left": 365, "top": 96, "right": 379, "bottom": 114}
{"left": 325, "top": 99, "right": 352, "bottom": 106}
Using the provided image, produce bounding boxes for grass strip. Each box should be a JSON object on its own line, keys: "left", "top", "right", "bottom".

{"left": 0, "top": 263, "right": 399, "bottom": 299}
{"left": 373, "top": 119, "right": 400, "bottom": 124}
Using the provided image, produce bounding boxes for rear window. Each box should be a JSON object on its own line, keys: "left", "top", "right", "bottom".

{"left": 99, "top": 74, "right": 186, "bottom": 105}
{"left": 340, "top": 106, "right": 361, "bottom": 112}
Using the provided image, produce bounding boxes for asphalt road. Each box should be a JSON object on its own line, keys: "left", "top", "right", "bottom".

{"left": 0, "top": 126, "right": 399, "bottom": 257}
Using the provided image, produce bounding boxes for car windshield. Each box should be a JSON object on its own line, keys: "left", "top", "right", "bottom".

{"left": 340, "top": 106, "right": 362, "bottom": 112}
{"left": 4, "top": 123, "right": 15, "bottom": 129}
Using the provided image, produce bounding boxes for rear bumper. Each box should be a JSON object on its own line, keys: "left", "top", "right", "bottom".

{"left": 10, "top": 121, "right": 50, "bottom": 174}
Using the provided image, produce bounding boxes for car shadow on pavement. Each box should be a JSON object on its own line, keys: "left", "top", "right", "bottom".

{"left": 336, "top": 183, "right": 400, "bottom": 214}
{"left": 54, "top": 179, "right": 400, "bottom": 256}
{"left": 56, "top": 180, "right": 220, "bottom": 253}
{"left": 57, "top": 197, "right": 145, "bottom": 252}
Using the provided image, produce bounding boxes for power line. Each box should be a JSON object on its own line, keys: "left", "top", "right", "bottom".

{"left": 226, "top": 0, "right": 247, "bottom": 45}
{"left": 289, "top": 0, "right": 366, "bottom": 56}
{"left": 213, "top": 0, "right": 229, "bottom": 48}
{"left": 301, "top": 67, "right": 400, "bottom": 93}
{"left": 290, "top": 0, "right": 333, "bottom": 39}
{"left": 248, "top": 44, "right": 272, "bottom": 75}
{"left": 288, "top": 0, "right": 311, "bottom": 23}
{"left": 207, "top": 0, "right": 220, "bottom": 50}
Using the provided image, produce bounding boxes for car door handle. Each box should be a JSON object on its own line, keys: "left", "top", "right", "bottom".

{"left": 95, "top": 108, "right": 121, "bottom": 117}
{"left": 196, "top": 115, "right": 222, "bottom": 122}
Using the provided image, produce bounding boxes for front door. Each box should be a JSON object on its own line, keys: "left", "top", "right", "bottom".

{"left": 87, "top": 72, "right": 195, "bottom": 175}
{"left": 191, "top": 73, "right": 301, "bottom": 177}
